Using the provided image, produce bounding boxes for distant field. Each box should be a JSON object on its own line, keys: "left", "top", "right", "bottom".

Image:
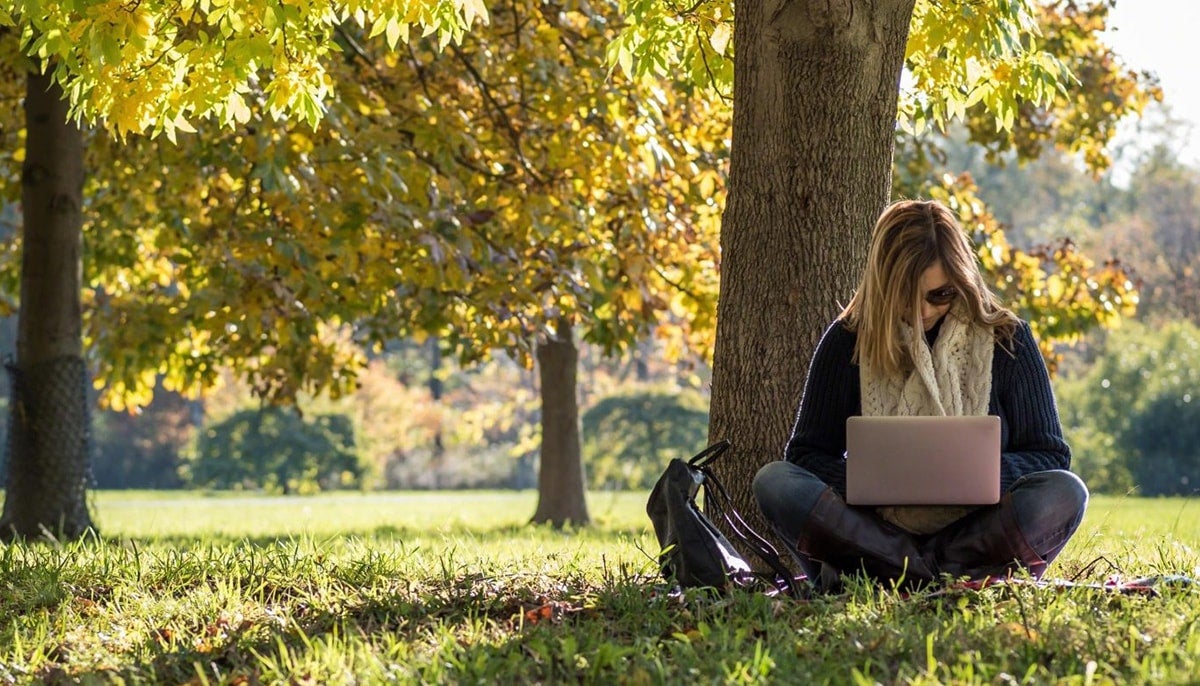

{"left": 90, "top": 489, "right": 1200, "bottom": 536}
{"left": 1, "top": 490, "right": 1196, "bottom": 683}
{"left": 88, "top": 490, "right": 1200, "bottom": 571}
{"left": 89, "top": 489, "right": 650, "bottom": 538}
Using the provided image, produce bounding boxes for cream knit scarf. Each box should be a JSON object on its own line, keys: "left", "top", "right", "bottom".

{"left": 860, "top": 303, "right": 995, "bottom": 535}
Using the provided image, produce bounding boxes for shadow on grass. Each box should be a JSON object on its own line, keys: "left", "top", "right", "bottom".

{"left": 27, "top": 564, "right": 1200, "bottom": 684}
{"left": 51, "top": 570, "right": 674, "bottom": 684}
{"left": 102, "top": 520, "right": 651, "bottom": 549}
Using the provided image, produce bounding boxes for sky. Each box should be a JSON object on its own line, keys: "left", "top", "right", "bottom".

{"left": 1104, "top": 0, "right": 1200, "bottom": 167}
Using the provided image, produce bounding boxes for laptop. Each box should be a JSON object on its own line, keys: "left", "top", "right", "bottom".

{"left": 845, "top": 415, "right": 1001, "bottom": 506}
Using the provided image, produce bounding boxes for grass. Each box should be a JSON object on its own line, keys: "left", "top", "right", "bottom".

{"left": 0, "top": 491, "right": 1197, "bottom": 684}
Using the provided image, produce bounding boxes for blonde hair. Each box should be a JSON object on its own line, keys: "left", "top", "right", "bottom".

{"left": 841, "top": 199, "right": 1019, "bottom": 376}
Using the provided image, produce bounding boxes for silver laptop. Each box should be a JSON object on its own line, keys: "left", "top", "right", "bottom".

{"left": 845, "top": 415, "right": 1001, "bottom": 506}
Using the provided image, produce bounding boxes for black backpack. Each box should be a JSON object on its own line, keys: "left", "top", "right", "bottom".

{"left": 646, "top": 440, "right": 799, "bottom": 596}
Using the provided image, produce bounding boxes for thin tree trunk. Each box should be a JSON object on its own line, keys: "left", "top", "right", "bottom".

{"left": 531, "top": 318, "right": 590, "bottom": 527}
{"left": 428, "top": 336, "right": 444, "bottom": 488}
{"left": 634, "top": 338, "right": 650, "bottom": 382}
{"left": 0, "top": 70, "right": 94, "bottom": 541}
{"left": 710, "top": 1, "right": 916, "bottom": 535}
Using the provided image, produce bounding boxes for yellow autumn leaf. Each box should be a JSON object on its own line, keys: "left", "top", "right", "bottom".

{"left": 709, "top": 23, "right": 732, "bottom": 56}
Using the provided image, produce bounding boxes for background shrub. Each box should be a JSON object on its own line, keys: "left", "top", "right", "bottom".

{"left": 1056, "top": 321, "right": 1200, "bottom": 495}
{"left": 582, "top": 388, "right": 708, "bottom": 489}
{"left": 184, "top": 407, "right": 362, "bottom": 494}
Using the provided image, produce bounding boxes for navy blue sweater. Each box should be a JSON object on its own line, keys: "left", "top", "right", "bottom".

{"left": 784, "top": 317, "right": 1071, "bottom": 496}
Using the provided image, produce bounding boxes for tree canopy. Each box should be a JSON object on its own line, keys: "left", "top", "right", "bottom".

{"left": 0, "top": 0, "right": 726, "bottom": 410}
{"left": 613, "top": 0, "right": 1073, "bottom": 131}
{"left": 0, "top": 0, "right": 1159, "bottom": 409}
{"left": 0, "top": 0, "right": 488, "bottom": 137}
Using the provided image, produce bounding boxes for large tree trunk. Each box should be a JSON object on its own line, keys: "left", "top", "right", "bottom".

{"left": 0, "top": 71, "right": 94, "bottom": 541}
{"left": 709, "top": 2, "right": 916, "bottom": 530}
{"left": 530, "top": 318, "right": 590, "bottom": 527}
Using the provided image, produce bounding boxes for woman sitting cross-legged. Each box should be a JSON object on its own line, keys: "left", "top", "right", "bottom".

{"left": 754, "top": 199, "right": 1088, "bottom": 590}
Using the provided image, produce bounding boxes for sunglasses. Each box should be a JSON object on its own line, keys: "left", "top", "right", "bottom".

{"left": 924, "top": 286, "right": 958, "bottom": 306}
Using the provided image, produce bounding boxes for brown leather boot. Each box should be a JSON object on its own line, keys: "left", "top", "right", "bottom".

{"left": 796, "top": 489, "right": 938, "bottom": 585}
{"left": 921, "top": 493, "right": 1046, "bottom": 580}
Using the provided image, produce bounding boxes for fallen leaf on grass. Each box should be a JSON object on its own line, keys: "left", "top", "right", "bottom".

{"left": 999, "top": 621, "right": 1038, "bottom": 641}
{"left": 522, "top": 599, "right": 592, "bottom": 626}
{"left": 72, "top": 597, "right": 99, "bottom": 615}
{"left": 152, "top": 627, "right": 175, "bottom": 646}
{"left": 670, "top": 628, "right": 703, "bottom": 643}
{"left": 524, "top": 602, "right": 560, "bottom": 625}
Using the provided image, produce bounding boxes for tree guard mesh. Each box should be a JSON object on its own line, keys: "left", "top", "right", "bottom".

{"left": 0, "top": 355, "right": 94, "bottom": 538}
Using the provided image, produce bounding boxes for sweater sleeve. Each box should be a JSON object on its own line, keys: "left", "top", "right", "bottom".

{"left": 996, "top": 320, "right": 1072, "bottom": 492}
{"left": 784, "top": 321, "right": 858, "bottom": 498}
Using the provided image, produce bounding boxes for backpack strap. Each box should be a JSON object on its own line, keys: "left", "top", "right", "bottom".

{"left": 694, "top": 443, "right": 800, "bottom": 597}
{"left": 688, "top": 439, "right": 732, "bottom": 469}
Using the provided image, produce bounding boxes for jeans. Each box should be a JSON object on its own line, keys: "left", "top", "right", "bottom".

{"left": 753, "top": 460, "right": 1089, "bottom": 584}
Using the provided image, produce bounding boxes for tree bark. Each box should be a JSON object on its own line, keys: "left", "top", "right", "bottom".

{"left": 710, "top": 1, "right": 916, "bottom": 536}
{"left": 0, "top": 70, "right": 94, "bottom": 540}
{"left": 530, "top": 318, "right": 590, "bottom": 527}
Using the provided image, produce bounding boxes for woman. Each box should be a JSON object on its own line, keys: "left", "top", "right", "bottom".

{"left": 754, "top": 199, "right": 1088, "bottom": 589}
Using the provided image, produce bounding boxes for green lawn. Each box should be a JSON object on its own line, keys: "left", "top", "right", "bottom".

{"left": 1, "top": 491, "right": 1197, "bottom": 684}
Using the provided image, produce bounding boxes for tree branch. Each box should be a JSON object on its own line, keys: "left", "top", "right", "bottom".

{"left": 449, "top": 45, "right": 546, "bottom": 187}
